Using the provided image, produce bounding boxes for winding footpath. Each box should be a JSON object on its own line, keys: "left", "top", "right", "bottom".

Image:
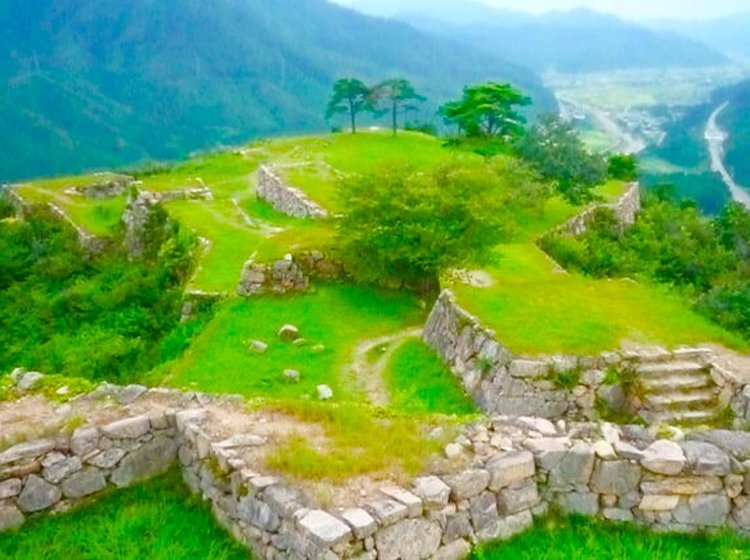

{"left": 705, "top": 102, "right": 750, "bottom": 210}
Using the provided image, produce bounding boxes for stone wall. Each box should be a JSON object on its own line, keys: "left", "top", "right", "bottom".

{"left": 256, "top": 165, "right": 328, "bottom": 219}
{"left": 63, "top": 174, "right": 134, "bottom": 199}
{"left": 1, "top": 186, "right": 29, "bottom": 215}
{"left": 237, "top": 251, "right": 343, "bottom": 296}
{"left": 560, "top": 182, "right": 641, "bottom": 236}
{"left": 5, "top": 376, "right": 750, "bottom": 556}
{"left": 423, "top": 291, "right": 746, "bottom": 426}
{"left": 122, "top": 191, "right": 161, "bottom": 259}
{"left": 0, "top": 412, "right": 179, "bottom": 533}
{"left": 48, "top": 203, "right": 109, "bottom": 253}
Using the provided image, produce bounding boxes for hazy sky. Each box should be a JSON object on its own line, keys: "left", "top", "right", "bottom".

{"left": 336, "top": 0, "right": 750, "bottom": 21}
{"left": 476, "top": 0, "right": 749, "bottom": 20}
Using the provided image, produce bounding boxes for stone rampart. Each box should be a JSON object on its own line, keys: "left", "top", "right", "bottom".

{"left": 560, "top": 182, "right": 641, "bottom": 236}
{"left": 256, "top": 165, "right": 328, "bottom": 219}
{"left": 63, "top": 174, "right": 134, "bottom": 199}
{"left": 423, "top": 290, "right": 747, "bottom": 427}
{"left": 237, "top": 251, "right": 343, "bottom": 296}
{"left": 4, "top": 375, "right": 750, "bottom": 556}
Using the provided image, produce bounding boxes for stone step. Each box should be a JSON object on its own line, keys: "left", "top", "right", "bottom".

{"left": 638, "top": 361, "right": 708, "bottom": 378}
{"left": 644, "top": 389, "right": 717, "bottom": 410}
{"left": 641, "top": 373, "right": 712, "bottom": 392}
{"left": 648, "top": 409, "right": 718, "bottom": 426}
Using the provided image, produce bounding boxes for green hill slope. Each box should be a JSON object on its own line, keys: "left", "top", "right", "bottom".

{"left": 0, "top": 0, "right": 554, "bottom": 183}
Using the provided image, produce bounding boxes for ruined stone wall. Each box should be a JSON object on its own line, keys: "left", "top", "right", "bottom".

{"left": 63, "top": 174, "right": 134, "bottom": 199}
{"left": 0, "top": 412, "right": 179, "bottom": 533}
{"left": 560, "top": 182, "right": 641, "bottom": 236}
{"left": 423, "top": 291, "right": 745, "bottom": 425}
{"left": 256, "top": 165, "right": 328, "bottom": 219}
{"left": 237, "top": 252, "right": 343, "bottom": 296}
{"left": 4, "top": 376, "right": 750, "bottom": 556}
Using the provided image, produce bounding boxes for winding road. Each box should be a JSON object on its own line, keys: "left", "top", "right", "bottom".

{"left": 705, "top": 102, "right": 750, "bottom": 210}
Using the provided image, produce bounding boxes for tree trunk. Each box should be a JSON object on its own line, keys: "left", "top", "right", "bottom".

{"left": 417, "top": 273, "right": 441, "bottom": 302}
{"left": 392, "top": 102, "right": 398, "bottom": 136}
{"left": 349, "top": 99, "right": 356, "bottom": 134}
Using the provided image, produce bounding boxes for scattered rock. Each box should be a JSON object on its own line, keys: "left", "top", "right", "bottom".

{"left": 283, "top": 369, "right": 301, "bottom": 383}
{"left": 317, "top": 384, "right": 333, "bottom": 400}
{"left": 278, "top": 324, "right": 300, "bottom": 342}
{"left": 16, "top": 371, "right": 44, "bottom": 393}
{"left": 249, "top": 340, "right": 269, "bottom": 354}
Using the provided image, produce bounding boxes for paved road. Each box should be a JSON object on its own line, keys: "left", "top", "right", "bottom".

{"left": 705, "top": 102, "right": 750, "bottom": 210}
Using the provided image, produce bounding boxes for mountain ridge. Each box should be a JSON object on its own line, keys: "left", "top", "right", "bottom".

{"left": 0, "top": 0, "right": 555, "bottom": 182}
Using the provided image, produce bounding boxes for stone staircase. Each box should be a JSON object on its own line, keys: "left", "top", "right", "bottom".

{"left": 636, "top": 352, "right": 721, "bottom": 426}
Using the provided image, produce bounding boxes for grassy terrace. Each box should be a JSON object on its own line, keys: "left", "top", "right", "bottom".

{"left": 160, "top": 284, "right": 424, "bottom": 402}
{"left": 449, "top": 183, "right": 743, "bottom": 355}
{"left": 13, "top": 174, "right": 128, "bottom": 237}
{"left": 0, "top": 471, "right": 247, "bottom": 560}
{"left": 15, "top": 131, "right": 743, "bottom": 355}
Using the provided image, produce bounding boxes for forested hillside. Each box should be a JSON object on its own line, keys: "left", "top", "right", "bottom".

{"left": 0, "top": 0, "right": 554, "bottom": 182}
{"left": 653, "top": 79, "right": 750, "bottom": 187}
{"left": 353, "top": 3, "right": 727, "bottom": 73}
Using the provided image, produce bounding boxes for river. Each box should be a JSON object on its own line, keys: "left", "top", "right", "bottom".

{"left": 705, "top": 102, "right": 750, "bottom": 210}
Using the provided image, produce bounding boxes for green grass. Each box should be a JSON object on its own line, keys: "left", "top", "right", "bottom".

{"left": 385, "top": 339, "right": 476, "bottom": 415}
{"left": 472, "top": 515, "right": 750, "bottom": 560}
{"left": 264, "top": 400, "right": 451, "bottom": 483}
{"left": 450, "top": 186, "right": 743, "bottom": 355}
{"left": 0, "top": 470, "right": 247, "bottom": 560}
{"left": 452, "top": 242, "right": 743, "bottom": 355}
{"left": 14, "top": 183, "right": 126, "bottom": 237}
{"left": 266, "top": 131, "right": 481, "bottom": 212}
{"left": 160, "top": 284, "right": 425, "bottom": 401}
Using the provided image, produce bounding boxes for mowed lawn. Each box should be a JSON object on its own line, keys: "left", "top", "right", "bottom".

{"left": 0, "top": 470, "right": 247, "bottom": 560}
{"left": 13, "top": 179, "right": 127, "bottom": 237}
{"left": 266, "top": 130, "right": 482, "bottom": 212}
{"left": 451, "top": 189, "right": 745, "bottom": 355}
{"left": 162, "top": 284, "right": 426, "bottom": 401}
{"left": 473, "top": 515, "right": 750, "bottom": 560}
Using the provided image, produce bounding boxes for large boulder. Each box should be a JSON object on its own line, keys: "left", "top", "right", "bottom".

{"left": 17, "top": 475, "right": 62, "bottom": 513}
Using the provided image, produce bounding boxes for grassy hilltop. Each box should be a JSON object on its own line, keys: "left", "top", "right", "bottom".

{"left": 3, "top": 128, "right": 750, "bottom": 558}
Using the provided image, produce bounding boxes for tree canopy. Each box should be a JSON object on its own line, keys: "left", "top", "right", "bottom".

{"left": 439, "top": 83, "right": 530, "bottom": 139}
{"left": 515, "top": 114, "right": 607, "bottom": 203}
{"left": 371, "top": 79, "right": 426, "bottom": 135}
{"left": 325, "top": 78, "right": 373, "bottom": 134}
{"left": 335, "top": 161, "right": 540, "bottom": 298}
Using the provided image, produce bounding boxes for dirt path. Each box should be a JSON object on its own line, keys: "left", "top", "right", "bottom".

{"left": 346, "top": 328, "right": 423, "bottom": 407}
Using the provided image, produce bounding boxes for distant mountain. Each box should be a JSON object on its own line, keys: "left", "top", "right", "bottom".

{"left": 0, "top": 0, "right": 555, "bottom": 182}
{"left": 653, "top": 11, "right": 750, "bottom": 64}
{"left": 347, "top": 0, "right": 532, "bottom": 27}
{"left": 363, "top": 4, "right": 727, "bottom": 74}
